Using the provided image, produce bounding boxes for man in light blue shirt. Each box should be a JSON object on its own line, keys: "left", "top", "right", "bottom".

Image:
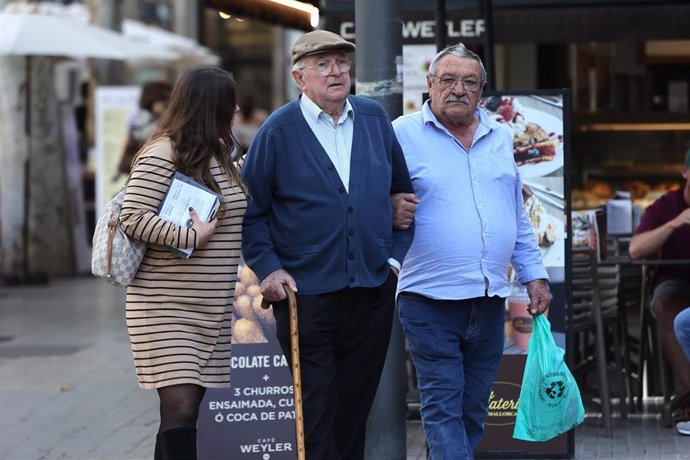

{"left": 392, "top": 43, "right": 550, "bottom": 460}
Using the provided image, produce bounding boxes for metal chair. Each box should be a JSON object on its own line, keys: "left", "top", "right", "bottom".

{"left": 607, "top": 235, "right": 645, "bottom": 413}
{"left": 570, "top": 248, "right": 628, "bottom": 437}
{"left": 639, "top": 263, "right": 679, "bottom": 427}
{"left": 598, "top": 260, "right": 629, "bottom": 421}
{"left": 612, "top": 235, "right": 680, "bottom": 424}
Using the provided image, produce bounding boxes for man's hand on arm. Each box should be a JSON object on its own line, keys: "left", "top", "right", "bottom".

{"left": 260, "top": 269, "right": 298, "bottom": 302}
{"left": 391, "top": 193, "right": 419, "bottom": 230}
{"left": 526, "top": 279, "right": 551, "bottom": 316}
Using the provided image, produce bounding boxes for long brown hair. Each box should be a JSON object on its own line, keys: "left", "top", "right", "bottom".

{"left": 144, "top": 66, "right": 245, "bottom": 196}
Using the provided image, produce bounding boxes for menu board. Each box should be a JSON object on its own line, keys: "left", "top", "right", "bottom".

{"left": 475, "top": 90, "right": 573, "bottom": 458}
{"left": 198, "top": 265, "right": 297, "bottom": 459}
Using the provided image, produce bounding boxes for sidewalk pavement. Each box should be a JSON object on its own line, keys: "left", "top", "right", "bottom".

{"left": 1, "top": 277, "right": 689, "bottom": 459}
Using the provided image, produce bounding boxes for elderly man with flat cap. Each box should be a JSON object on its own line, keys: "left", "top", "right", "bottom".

{"left": 241, "top": 30, "right": 415, "bottom": 459}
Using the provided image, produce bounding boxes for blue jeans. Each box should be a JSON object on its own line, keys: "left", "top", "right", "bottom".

{"left": 674, "top": 306, "right": 690, "bottom": 361}
{"left": 398, "top": 293, "right": 505, "bottom": 460}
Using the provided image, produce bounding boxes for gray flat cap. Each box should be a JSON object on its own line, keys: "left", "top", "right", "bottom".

{"left": 291, "top": 30, "right": 355, "bottom": 65}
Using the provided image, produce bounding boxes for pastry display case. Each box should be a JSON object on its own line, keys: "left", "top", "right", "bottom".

{"left": 571, "top": 113, "right": 688, "bottom": 210}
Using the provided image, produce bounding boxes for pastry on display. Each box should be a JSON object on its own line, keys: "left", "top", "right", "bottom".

{"left": 621, "top": 180, "right": 651, "bottom": 199}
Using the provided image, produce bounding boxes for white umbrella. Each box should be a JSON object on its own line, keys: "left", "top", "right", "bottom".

{"left": 0, "top": 12, "right": 177, "bottom": 282}
{"left": 122, "top": 18, "right": 219, "bottom": 65}
{"left": 0, "top": 13, "right": 178, "bottom": 60}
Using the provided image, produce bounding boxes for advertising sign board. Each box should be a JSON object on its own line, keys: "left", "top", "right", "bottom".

{"left": 476, "top": 89, "right": 572, "bottom": 458}
{"left": 198, "top": 266, "right": 297, "bottom": 460}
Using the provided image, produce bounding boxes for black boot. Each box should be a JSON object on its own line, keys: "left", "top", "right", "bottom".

{"left": 159, "top": 427, "right": 197, "bottom": 460}
{"left": 154, "top": 434, "right": 163, "bottom": 460}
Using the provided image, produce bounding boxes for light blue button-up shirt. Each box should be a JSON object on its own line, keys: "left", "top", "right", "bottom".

{"left": 299, "top": 93, "right": 354, "bottom": 192}
{"left": 392, "top": 101, "right": 547, "bottom": 300}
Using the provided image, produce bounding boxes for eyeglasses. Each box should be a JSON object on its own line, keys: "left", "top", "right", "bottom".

{"left": 431, "top": 75, "right": 483, "bottom": 92}
{"left": 301, "top": 58, "right": 351, "bottom": 76}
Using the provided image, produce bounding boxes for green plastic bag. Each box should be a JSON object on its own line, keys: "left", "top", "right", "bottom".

{"left": 513, "top": 315, "right": 585, "bottom": 441}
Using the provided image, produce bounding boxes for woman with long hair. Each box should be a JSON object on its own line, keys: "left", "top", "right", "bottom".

{"left": 119, "top": 66, "right": 247, "bottom": 460}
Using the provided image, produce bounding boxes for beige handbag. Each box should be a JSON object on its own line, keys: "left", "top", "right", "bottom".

{"left": 91, "top": 188, "right": 146, "bottom": 287}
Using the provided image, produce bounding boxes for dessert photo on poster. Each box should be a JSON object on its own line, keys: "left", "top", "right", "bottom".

{"left": 481, "top": 94, "right": 564, "bottom": 178}
{"left": 232, "top": 264, "right": 276, "bottom": 344}
{"left": 480, "top": 92, "right": 568, "bottom": 355}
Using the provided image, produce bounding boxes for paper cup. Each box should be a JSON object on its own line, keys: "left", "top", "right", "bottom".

{"left": 509, "top": 300, "right": 550, "bottom": 349}
{"left": 509, "top": 299, "right": 533, "bottom": 350}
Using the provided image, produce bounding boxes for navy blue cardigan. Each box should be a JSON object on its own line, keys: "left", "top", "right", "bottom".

{"left": 241, "top": 95, "right": 415, "bottom": 295}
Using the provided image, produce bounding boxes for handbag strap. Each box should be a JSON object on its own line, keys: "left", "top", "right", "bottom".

{"left": 106, "top": 219, "right": 117, "bottom": 278}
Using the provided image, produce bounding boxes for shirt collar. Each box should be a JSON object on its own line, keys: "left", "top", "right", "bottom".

{"left": 300, "top": 93, "right": 354, "bottom": 125}
{"left": 421, "top": 99, "right": 502, "bottom": 134}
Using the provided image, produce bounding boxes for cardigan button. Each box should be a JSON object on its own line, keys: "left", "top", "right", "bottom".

{"left": 347, "top": 207, "right": 353, "bottom": 213}
{"left": 338, "top": 186, "right": 345, "bottom": 193}
{"left": 348, "top": 230, "right": 354, "bottom": 237}
{"left": 349, "top": 277, "right": 355, "bottom": 283}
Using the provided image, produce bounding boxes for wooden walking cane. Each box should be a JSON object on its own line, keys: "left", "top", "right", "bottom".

{"left": 262, "top": 285, "right": 305, "bottom": 460}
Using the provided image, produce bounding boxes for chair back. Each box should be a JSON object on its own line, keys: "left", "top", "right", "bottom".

{"left": 570, "top": 248, "right": 602, "bottom": 331}
{"left": 609, "top": 235, "right": 643, "bottom": 314}
{"left": 571, "top": 246, "right": 624, "bottom": 436}
{"left": 598, "top": 264, "right": 620, "bottom": 319}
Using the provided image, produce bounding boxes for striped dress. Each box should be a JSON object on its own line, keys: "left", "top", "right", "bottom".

{"left": 120, "top": 138, "right": 246, "bottom": 389}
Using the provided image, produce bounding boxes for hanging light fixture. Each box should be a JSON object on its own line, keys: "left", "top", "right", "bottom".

{"left": 208, "top": 0, "right": 320, "bottom": 31}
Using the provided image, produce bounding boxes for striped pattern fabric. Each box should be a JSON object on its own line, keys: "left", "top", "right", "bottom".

{"left": 120, "top": 138, "right": 246, "bottom": 389}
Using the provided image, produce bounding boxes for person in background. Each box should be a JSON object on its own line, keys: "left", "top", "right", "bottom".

{"left": 118, "top": 67, "right": 247, "bottom": 460}
{"left": 241, "top": 30, "right": 414, "bottom": 460}
{"left": 232, "top": 95, "right": 268, "bottom": 153}
{"left": 391, "top": 43, "right": 550, "bottom": 459}
{"left": 116, "top": 80, "right": 172, "bottom": 178}
{"left": 630, "top": 148, "right": 690, "bottom": 433}
{"left": 675, "top": 306, "right": 690, "bottom": 363}
{"left": 674, "top": 307, "right": 690, "bottom": 435}
{"left": 629, "top": 149, "right": 690, "bottom": 420}
{"left": 74, "top": 81, "right": 90, "bottom": 164}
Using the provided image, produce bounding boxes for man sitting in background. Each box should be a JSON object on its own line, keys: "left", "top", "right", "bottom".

{"left": 629, "top": 148, "right": 690, "bottom": 432}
